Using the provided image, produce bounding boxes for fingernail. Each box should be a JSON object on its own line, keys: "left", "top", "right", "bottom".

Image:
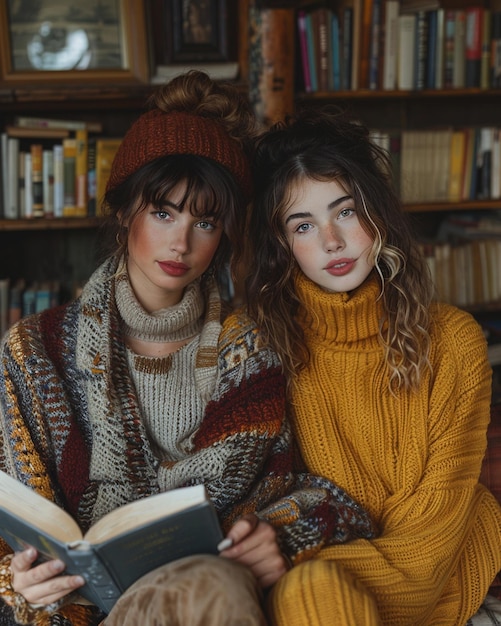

{"left": 217, "top": 538, "right": 233, "bottom": 551}
{"left": 51, "top": 560, "right": 65, "bottom": 573}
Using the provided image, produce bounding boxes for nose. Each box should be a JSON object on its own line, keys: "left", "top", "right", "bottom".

{"left": 322, "top": 223, "right": 344, "bottom": 252}
{"left": 170, "top": 224, "right": 190, "bottom": 255}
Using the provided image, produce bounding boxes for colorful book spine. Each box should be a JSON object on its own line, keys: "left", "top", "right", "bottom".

{"left": 30, "top": 144, "right": 44, "bottom": 218}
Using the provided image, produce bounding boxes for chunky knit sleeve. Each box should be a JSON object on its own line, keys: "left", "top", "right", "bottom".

{"left": 308, "top": 307, "right": 501, "bottom": 625}
{"left": 194, "top": 311, "right": 376, "bottom": 563}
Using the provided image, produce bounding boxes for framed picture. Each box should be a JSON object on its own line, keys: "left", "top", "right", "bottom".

{"left": 0, "top": 0, "right": 149, "bottom": 86}
{"left": 166, "top": 0, "right": 231, "bottom": 63}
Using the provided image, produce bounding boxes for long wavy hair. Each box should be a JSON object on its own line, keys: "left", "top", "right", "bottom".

{"left": 246, "top": 107, "right": 434, "bottom": 392}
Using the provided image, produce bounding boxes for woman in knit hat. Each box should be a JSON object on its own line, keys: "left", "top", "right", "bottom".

{"left": 0, "top": 72, "right": 376, "bottom": 626}
{"left": 246, "top": 106, "right": 501, "bottom": 625}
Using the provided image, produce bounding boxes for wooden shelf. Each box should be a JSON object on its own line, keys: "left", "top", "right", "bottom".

{"left": 0, "top": 218, "right": 102, "bottom": 232}
{"left": 296, "top": 88, "right": 501, "bottom": 101}
{"left": 405, "top": 201, "right": 501, "bottom": 213}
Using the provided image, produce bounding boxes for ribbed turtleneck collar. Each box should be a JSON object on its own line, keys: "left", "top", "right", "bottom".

{"left": 115, "top": 272, "right": 203, "bottom": 343}
{"left": 295, "top": 271, "right": 383, "bottom": 345}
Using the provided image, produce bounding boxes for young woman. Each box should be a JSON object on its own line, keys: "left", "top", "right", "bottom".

{"left": 247, "top": 106, "right": 501, "bottom": 626}
{"left": 0, "top": 75, "right": 375, "bottom": 626}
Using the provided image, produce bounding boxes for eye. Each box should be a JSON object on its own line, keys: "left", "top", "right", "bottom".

{"left": 338, "top": 207, "right": 355, "bottom": 219}
{"left": 295, "top": 222, "right": 312, "bottom": 234}
{"left": 152, "top": 209, "right": 172, "bottom": 220}
{"left": 196, "top": 220, "right": 217, "bottom": 231}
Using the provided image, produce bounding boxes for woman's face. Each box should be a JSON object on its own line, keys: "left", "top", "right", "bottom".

{"left": 126, "top": 181, "right": 223, "bottom": 312}
{"left": 282, "top": 178, "right": 375, "bottom": 293}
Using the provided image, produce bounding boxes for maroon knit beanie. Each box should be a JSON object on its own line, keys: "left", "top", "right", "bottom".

{"left": 106, "top": 109, "right": 252, "bottom": 197}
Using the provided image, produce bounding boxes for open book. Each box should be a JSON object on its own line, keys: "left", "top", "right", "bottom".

{"left": 0, "top": 471, "right": 223, "bottom": 614}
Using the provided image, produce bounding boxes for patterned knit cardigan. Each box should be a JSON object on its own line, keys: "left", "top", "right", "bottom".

{"left": 0, "top": 259, "right": 376, "bottom": 626}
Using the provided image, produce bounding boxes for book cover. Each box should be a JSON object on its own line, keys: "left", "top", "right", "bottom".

{"left": 0, "top": 472, "right": 223, "bottom": 615}
{"left": 465, "top": 6, "right": 483, "bottom": 88}
{"left": 30, "top": 144, "right": 44, "bottom": 218}
{"left": 62, "top": 138, "right": 77, "bottom": 217}
{"left": 14, "top": 117, "right": 103, "bottom": 134}
{"left": 95, "top": 139, "right": 122, "bottom": 217}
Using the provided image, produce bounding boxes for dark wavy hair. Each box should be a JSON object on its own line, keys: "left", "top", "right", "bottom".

{"left": 246, "top": 106, "right": 434, "bottom": 391}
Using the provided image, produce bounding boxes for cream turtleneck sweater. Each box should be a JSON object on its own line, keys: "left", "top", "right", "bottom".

{"left": 270, "top": 273, "right": 501, "bottom": 625}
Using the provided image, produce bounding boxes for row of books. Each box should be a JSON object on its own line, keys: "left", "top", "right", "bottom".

{"left": 0, "top": 117, "right": 122, "bottom": 220}
{"left": 420, "top": 237, "right": 501, "bottom": 308}
{"left": 298, "top": 2, "right": 501, "bottom": 93}
{"left": 371, "top": 125, "right": 501, "bottom": 204}
{"left": 0, "top": 277, "right": 63, "bottom": 338}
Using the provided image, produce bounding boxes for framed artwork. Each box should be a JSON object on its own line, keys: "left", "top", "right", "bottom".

{"left": 0, "top": 0, "right": 149, "bottom": 86}
{"left": 167, "top": 0, "right": 231, "bottom": 63}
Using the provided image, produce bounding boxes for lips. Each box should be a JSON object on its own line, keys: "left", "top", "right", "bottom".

{"left": 325, "top": 259, "right": 355, "bottom": 276}
{"left": 158, "top": 261, "right": 190, "bottom": 277}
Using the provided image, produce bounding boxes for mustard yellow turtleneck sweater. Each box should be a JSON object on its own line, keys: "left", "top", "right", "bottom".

{"left": 268, "top": 275, "right": 501, "bottom": 626}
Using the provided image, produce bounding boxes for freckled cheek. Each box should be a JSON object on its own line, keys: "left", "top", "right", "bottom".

{"left": 127, "top": 229, "right": 161, "bottom": 260}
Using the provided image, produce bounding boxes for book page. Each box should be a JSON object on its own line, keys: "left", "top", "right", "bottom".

{"left": 0, "top": 471, "right": 82, "bottom": 543}
{"left": 84, "top": 484, "right": 208, "bottom": 544}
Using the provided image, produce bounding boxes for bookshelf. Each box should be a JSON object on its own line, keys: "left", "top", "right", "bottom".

{"left": 1, "top": 0, "right": 501, "bottom": 321}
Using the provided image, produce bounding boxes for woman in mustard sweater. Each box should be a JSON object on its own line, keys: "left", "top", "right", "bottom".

{"left": 247, "top": 107, "right": 501, "bottom": 625}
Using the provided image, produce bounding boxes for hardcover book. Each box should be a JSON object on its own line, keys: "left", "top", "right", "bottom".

{"left": 0, "top": 472, "right": 223, "bottom": 614}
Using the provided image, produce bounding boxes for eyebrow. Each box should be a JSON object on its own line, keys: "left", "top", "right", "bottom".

{"left": 284, "top": 194, "right": 352, "bottom": 224}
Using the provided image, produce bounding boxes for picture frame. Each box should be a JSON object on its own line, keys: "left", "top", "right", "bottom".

{"left": 0, "top": 0, "right": 149, "bottom": 87}
{"left": 166, "top": 0, "right": 231, "bottom": 63}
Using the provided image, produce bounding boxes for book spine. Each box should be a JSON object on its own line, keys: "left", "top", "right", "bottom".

{"left": 42, "top": 150, "right": 54, "bottom": 218}
{"left": 62, "top": 139, "right": 77, "bottom": 217}
{"left": 425, "top": 10, "right": 438, "bottom": 89}
{"left": 331, "top": 12, "right": 341, "bottom": 90}
{"left": 397, "top": 14, "right": 416, "bottom": 90}
{"left": 87, "top": 138, "right": 97, "bottom": 218}
{"left": 382, "top": 0, "right": 399, "bottom": 90}
{"left": 465, "top": 6, "right": 483, "bottom": 88}
{"left": 24, "top": 153, "right": 33, "bottom": 219}
{"left": 434, "top": 8, "right": 445, "bottom": 89}
{"left": 297, "top": 11, "right": 312, "bottom": 93}
{"left": 53, "top": 144, "right": 64, "bottom": 218}
{"left": 75, "top": 129, "right": 88, "bottom": 217}
{"left": 414, "top": 11, "right": 428, "bottom": 90}
{"left": 480, "top": 8, "right": 491, "bottom": 89}
{"left": 368, "top": 0, "right": 382, "bottom": 89}
{"left": 30, "top": 144, "right": 44, "bottom": 218}
{"left": 342, "top": 7, "right": 353, "bottom": 90}
{"left": 6, "top": 138, "right": 20, "bottom": 219}
{"left": 492, "top": 11, "right": 501, "bottom": 88}
{"left": 453, "top": 10, "right": 466, "bottom": 88}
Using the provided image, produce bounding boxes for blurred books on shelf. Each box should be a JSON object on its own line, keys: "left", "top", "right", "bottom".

{"left": 151, "top": 63, "right": 239, "bottom": 84}
{"left": 0, "top": 118, "right": 120, "bottom": 220}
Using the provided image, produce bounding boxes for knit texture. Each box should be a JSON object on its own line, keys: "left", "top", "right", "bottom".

{"left": 268, "top": 273, "right": 501, "bottom": 626}
{"left": 0, "top": 259, "right": 376, "bottom": 626}
{"left": 106, "top": 110, "right": 252, "bottom": 197}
